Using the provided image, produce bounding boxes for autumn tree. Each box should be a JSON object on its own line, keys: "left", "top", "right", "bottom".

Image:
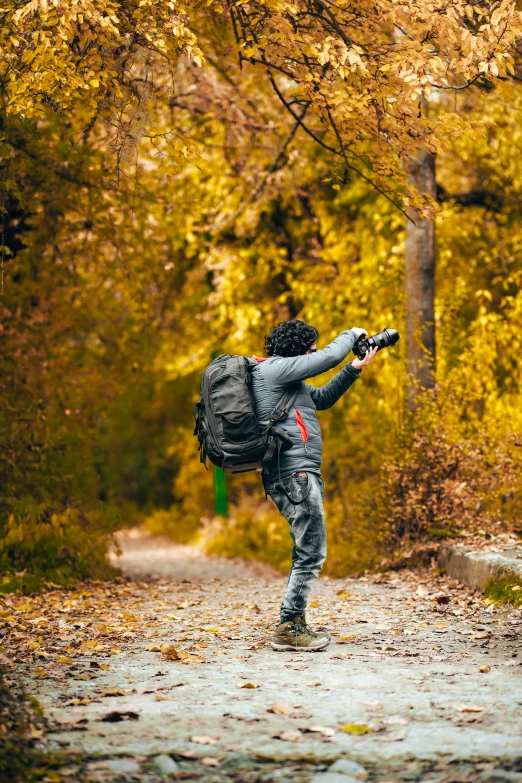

{"left": 1, "top": 0, "right": 522, "bottom": 587}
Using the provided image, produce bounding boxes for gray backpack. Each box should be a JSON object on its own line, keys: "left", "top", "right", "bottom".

{"left": 193, "top": 354, "right": 298, "bottom": 483}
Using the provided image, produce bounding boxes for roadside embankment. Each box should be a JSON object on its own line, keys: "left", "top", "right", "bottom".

{"left": 439, "top": 538, "right": 522, "bottom": 597}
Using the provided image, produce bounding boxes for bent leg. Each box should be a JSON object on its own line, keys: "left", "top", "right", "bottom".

{"left": 269, "top": 473, "right": 326, "bottom": 624}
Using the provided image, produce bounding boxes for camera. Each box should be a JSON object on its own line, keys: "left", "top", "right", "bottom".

{"left": 352, "top": 328, "right": 400, "bottom": 359}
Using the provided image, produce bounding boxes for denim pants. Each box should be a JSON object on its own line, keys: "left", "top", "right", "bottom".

{"left": 268, "top": 471, "right": 327, "bottom": 624}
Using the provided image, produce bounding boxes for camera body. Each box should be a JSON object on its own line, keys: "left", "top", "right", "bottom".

{"left": 352, "top": 328, "right": 400, "bottom": 360}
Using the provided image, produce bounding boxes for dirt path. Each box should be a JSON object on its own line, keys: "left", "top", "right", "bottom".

{"left": 4, "top": 531, "right": 522, "bottom": 782}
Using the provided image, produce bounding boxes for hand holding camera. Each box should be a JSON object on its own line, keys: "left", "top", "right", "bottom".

{"left": 352, "top": 345, "right": 378, "bottom": 369}
{"left": 351, "top": 327, "right": 400, "bottom": 370}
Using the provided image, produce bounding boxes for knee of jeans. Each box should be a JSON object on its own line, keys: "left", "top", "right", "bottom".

{"left": 317, "top": 547, "right": 327, "bottom": 569}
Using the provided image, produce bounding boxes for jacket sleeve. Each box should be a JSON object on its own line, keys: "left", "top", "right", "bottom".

{"left": 262, "top": 330, "right": 357, "bottom": 385}
{"left": 308, "top": 363, "right": 361, "bottom": 410}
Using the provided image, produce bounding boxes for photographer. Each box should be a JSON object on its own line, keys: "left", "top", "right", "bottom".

{"left": 251, "top": 320, "right": 378, "bottom": 651}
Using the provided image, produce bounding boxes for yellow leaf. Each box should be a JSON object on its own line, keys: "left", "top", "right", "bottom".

{"left": 332, "top": 184, "right": 341, "bottom": 191}
{"left": 89, "top": 78, "right": 100, "bottom": 88}
{"left": 341, "top": 724, "right": 373, "bottom": 734}
{"left": 267, "top": 703, "right": 291, "bottom": 714}
{"left": 238, "top": 682, "right": 259, "bottom": 689}
{"left": 161, "top": 644, "right": 190, "bottom": 660}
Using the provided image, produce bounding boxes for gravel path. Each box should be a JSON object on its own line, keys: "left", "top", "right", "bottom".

{"left": 6, "top": 531, "right": 522, "bottom": 782}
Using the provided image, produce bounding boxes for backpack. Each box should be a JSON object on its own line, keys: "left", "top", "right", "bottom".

{"left": 193, "top": 354, "right": 299, "bottom": 489}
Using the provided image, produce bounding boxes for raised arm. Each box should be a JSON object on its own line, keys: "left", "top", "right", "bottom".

{"left": 308, "top": 363, "right": 361, "bottom": 410}
{"left": 263, "top": 329, "right": 359, "bottom": 385}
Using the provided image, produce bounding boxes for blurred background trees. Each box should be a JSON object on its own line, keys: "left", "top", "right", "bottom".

{"left": 1, "top": 0, "right": 522, "bottom": 591}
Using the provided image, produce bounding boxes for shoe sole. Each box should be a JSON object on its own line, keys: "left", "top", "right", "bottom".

{"left": 271, "top": 640, "right": 330, "bottom": 651}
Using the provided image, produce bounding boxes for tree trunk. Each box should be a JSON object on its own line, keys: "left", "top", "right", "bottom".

{"left": 405, "top": 150, "right": 436, "bottom": 408}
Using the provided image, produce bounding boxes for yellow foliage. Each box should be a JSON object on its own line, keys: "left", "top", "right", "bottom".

{"left": 2, "top": 0, "right": 522, "bottom": 588}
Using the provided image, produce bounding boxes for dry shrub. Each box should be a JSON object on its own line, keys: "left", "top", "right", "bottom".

{"left": 381, "top": 421, "right": 522, "bottom": 551}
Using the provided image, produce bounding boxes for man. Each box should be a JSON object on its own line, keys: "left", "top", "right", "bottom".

{"left": 251, "top": 320, "right": 378, "bottom": 651}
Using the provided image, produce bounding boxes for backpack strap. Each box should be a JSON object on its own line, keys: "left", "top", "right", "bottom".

{"left": 269, "top": 385, "right": 299, "bottom": 426}
{"left": 262, "top": 385, "right": 311, "bottom": 505}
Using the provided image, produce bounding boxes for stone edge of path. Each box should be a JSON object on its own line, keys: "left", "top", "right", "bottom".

{"left": 438, "top": 544, "right": 522, "bottom": 591}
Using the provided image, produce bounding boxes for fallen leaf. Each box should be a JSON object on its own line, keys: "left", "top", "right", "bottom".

{"left": 454, "top": 703, "right": 484, "bottom": 713}
{"left": 100, "top": 688, "right": 127, "bottom": 698}
{"left": 305, "top": 681, "right": 322, "bottom": 687}
{"left": 479, "top": 665, "right": 491, "bottom": 673}
{"left": 340, "top": 724, "right": 373, "bottom": 735}
{"left": 267, "top": 703, "right": 291, "bottom": 715}
{"left": 160, "top": 645, "right": 190, "bottom": 661}
{"left": 365, "top": 702, "right": 383, "bottom": 712}
{"left": 302, "top": 725, "right": 336, "bottom": 737}
{"left": 145, "top": 644, "right": 161, "bottom": 652}
{"left": 100, "top": 711, "right": 139, "bottom": 722}
{"left": 190, "top": 735, "right": 218, "bottom": 745}
{"left": 238, "top": 682, "right": 259, "bottom": 689}
{"left": 201, "top": 757, "right": 220, "bottom": 767}
{"left": 272, "top": 730, "right": 302, "bottom": 742}
{"left": 337, "top": 635, "right": 355, "bottom": 643}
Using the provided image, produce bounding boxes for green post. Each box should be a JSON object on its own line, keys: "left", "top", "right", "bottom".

{"left": 214, "top": 466, "right": 228, "bottom": 517}
{"left": 211, "top": 349, "right": 228, "bottom": 517}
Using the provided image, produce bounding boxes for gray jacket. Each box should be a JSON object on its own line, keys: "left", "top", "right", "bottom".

{"left": 250, "top": 330, "right": 361, "bottom": 482}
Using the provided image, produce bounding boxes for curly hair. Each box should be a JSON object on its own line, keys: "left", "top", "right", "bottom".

{"left": 264, "top": 320, "right": 319, "bottom": 358}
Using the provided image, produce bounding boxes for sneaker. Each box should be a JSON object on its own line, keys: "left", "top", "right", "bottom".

{"left": 271, "top": 616, "right": 330, "bottom": 651}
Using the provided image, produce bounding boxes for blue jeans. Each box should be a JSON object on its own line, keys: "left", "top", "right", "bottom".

{"left": 268, "top": 471, "right": 327, "bottom": 624}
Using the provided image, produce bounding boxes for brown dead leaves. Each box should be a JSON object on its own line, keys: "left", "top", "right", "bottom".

{"left": 160, "top": 645, "right": 205, "bottom": 664}
{"left": 0, "top": 582, "right": 146, "bottom": 671}
{"left": 454, "top": 703, "right": 484, "bottom": 713}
